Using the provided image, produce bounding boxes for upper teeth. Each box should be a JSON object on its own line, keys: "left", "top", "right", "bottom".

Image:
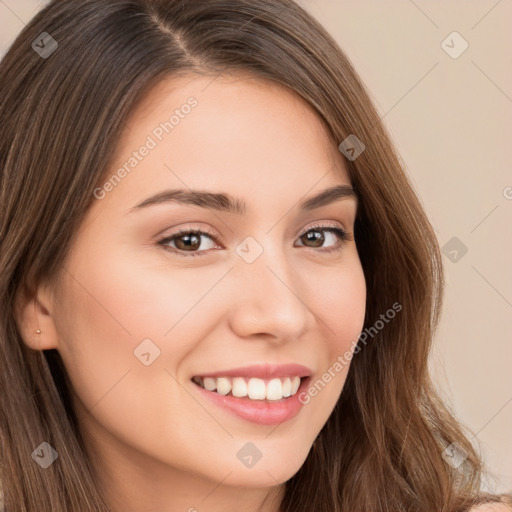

{"left": 193, "top": 376, "right": 302, "bottom": 401}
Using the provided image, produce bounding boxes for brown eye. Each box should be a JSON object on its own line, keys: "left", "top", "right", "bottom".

{"left": 158, "top": 229, "right": 220, "bottom": 258}
{"left": 173, "top": 232, "right": 202, "bottom": 251}
{"left": 300, "top": 230, "right": 325, "bottom": 248}
{"left": 157, "top": 224, "right": 351, "bottom": 258}
{"left": 295, "top": 225, "right": 349, "bottom": 254}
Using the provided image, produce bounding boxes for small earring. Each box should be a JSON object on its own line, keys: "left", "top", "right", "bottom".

{"left": 36, "top": 329, "right": 41, "bottom": 334}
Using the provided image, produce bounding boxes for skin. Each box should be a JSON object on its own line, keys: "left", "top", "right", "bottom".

{"left": 18, "top": 73, "right": 367, "bottom": 512}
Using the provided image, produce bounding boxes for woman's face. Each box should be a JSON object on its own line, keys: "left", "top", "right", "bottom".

{"left": 44, "top": 73, "right": 366, "bottom": 501}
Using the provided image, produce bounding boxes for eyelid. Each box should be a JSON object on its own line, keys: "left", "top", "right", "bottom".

{"left": 300, "top": 220, "right": 348, "bottom": 236}
{"left": 156, "top": 224, "right": 222, "bottom": 254}
{"left": 157, "top": 220, "right": 352, "bottom": 257}
{"left": 157, "top": 220, "right": 348, "bottom": 240}
{"left": 156, "top": 223, "right": 219, "bottom": 243}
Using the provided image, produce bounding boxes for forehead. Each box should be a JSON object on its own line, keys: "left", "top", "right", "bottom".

{"left": 96, "top": 72, "right": 352, "bottom": 214}
{"left": 121, "top": 71, "right": 342, "bottom": 161}
{"left": 129, "top": 71, "right": 328, "bottom": 132}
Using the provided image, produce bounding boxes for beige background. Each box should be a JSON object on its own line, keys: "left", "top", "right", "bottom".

{"left": 1, "top": 0, "right": 511, "bottom": 494}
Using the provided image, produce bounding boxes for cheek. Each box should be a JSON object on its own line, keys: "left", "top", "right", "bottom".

{"left": 53, "top": 271, "right": 142, "bottom": 418}
{"left": 308, "top": 256, "right": 367, "bottom": 352}
{"left": 53, "top": 262, "right": 213, "bottom": 464}
{"left": 295, "top": 257, "right": 366, "bottom": 410}
{"left": 53, "top": 248, "right": 235, "bottom": 436}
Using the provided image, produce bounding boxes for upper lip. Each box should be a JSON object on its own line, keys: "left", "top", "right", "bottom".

{"left": 192, "top": 363, "right": 313, "bottom": 380}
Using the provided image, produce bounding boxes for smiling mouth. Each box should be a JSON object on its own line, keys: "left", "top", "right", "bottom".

{"left": 191, "top": 375, "right": 305, "bottom": 401}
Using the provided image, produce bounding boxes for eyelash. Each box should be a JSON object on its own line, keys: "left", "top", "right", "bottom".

{"left": 157, "top": 223, "right": 352, "bottom": 258}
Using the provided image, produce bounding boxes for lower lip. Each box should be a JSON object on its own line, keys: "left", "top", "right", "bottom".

{"left": 191, "top": 378, "right": 311, "bottom": 426}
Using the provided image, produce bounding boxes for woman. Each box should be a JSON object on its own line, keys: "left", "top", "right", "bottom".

{"left": 0, "top": 0, "right": 510, "bottom": 511}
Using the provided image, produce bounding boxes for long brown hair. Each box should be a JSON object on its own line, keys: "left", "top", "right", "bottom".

{"left": 0, "top": 1, "right": 510, "bottom": 510}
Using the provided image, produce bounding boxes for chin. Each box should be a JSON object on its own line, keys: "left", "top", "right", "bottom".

{"left": 217, "top": 442, "right": 311, "bottom": 487}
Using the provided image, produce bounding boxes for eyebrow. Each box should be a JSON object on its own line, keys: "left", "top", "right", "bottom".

{"left": 128, "top": 184, "right": 357, "bottom": 215}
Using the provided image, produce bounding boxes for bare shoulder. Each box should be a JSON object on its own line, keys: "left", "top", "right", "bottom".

{"left": 469, "top": 504, "right": 512, "bottom": 512}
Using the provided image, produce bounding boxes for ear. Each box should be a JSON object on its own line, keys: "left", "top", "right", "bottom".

{"left": 13, "top": 279, "right": 60, "bottom": 351}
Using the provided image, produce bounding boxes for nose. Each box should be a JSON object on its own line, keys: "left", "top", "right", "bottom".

{"left": 227, "top": 241, "right": 310, "bottom": 342}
